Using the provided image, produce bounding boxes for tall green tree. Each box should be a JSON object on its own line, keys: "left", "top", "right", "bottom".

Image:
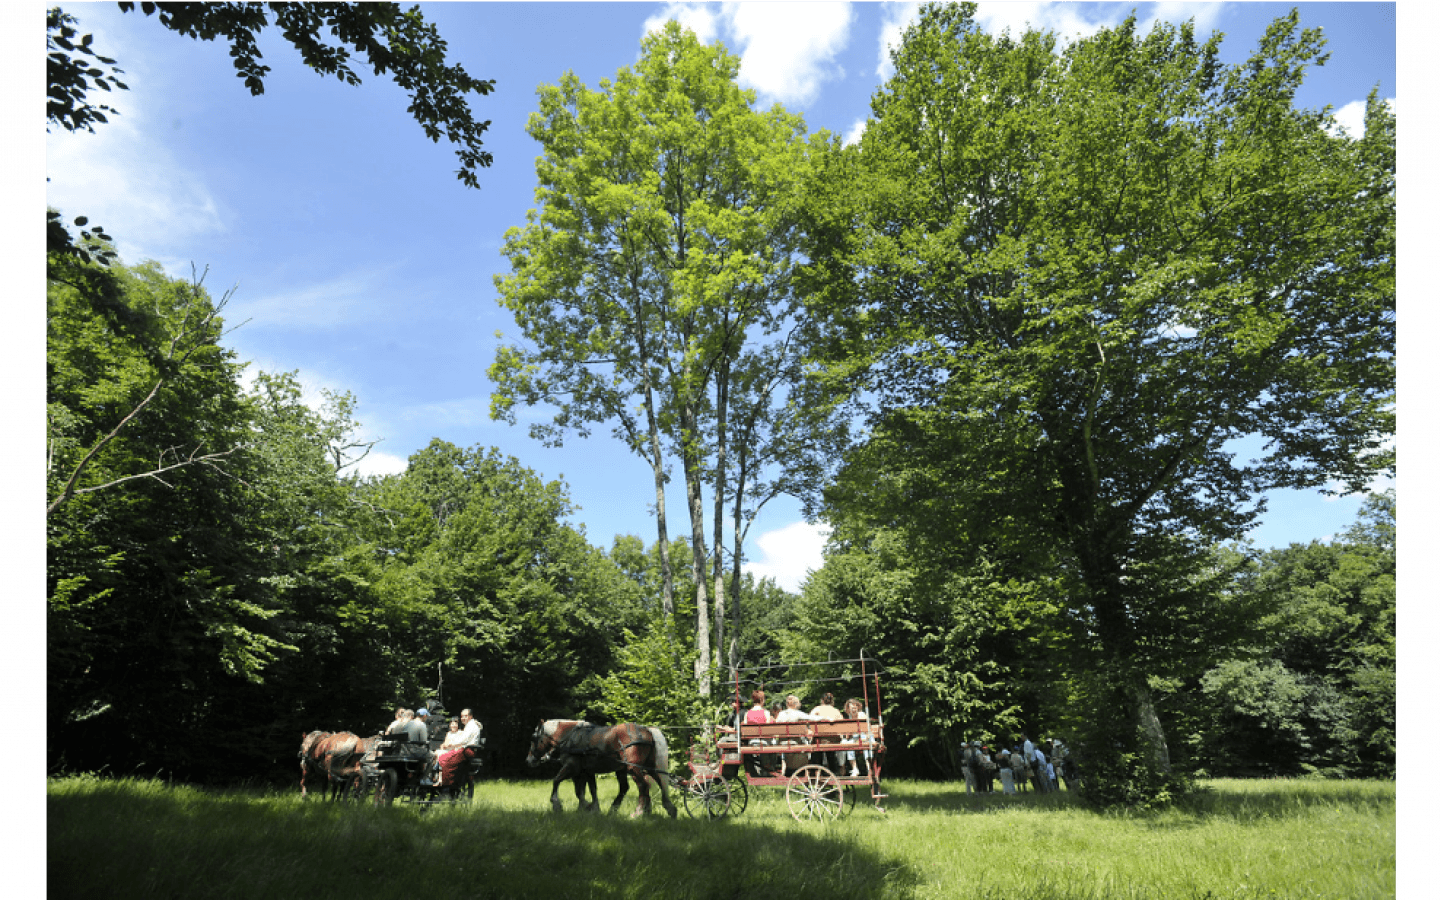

{"left": 48, "top": 258, "right": 289, "bottom": 774}
{"left": 1189, "top": 491, "right": 1395, "bottom": 777}
{"left": 801, "top": 4, "right": 1393, "bottom": 799}
{"left": 490, "top": 21, "right": 816, "bottom": 700}
{"left": 350, "top": 441, "right": 649, "bottom": 756}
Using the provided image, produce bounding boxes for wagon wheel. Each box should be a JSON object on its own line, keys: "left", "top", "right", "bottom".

{"left": 683, "top": 772, "right": 734, "bottom": 818}
{"left": 728, "top": 774, "right": 749, "bottom": 816}
{"left": 374, "top": 768, "right": 399, "bottom": 806}
{"left": 787, "top": 765, "right": 844, "bottom": 821}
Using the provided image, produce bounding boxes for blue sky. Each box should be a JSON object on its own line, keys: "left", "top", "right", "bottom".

{"left": 39, "top": 2, "right": 1399, "bottom": 592}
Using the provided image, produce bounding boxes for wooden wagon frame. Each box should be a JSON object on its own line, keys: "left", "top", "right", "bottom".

{"left": 682, "top": 655, "right": 889, "bottom": 821}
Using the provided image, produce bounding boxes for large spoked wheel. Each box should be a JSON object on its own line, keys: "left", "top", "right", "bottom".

{"left": 683, "top": 772, "right": 734, "bottom": 818}
{"left": 374, "top": 768, "right": 399, "bottom": 806}
{"left": 787, "top": 765, "right": 844, "bottom": 821}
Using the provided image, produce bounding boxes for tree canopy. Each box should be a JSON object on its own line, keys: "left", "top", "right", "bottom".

{"left": 798, "top": 2, "right": 1394, "bottom": 797}
{"left": 490, "top": 21, "right": 837, "bottom": 697}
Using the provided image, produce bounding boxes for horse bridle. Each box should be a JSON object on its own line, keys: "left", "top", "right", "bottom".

{"left": 531, "top": 723, "right": 562, "bottom": 764}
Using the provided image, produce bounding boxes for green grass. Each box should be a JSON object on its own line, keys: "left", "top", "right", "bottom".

{"left": 47, "top": 775, "right": 1394, "bottom": 899}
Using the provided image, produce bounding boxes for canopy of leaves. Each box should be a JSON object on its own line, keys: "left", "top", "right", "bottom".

{"left": 796, "top": 2, "right": 1394, "bottom": 796}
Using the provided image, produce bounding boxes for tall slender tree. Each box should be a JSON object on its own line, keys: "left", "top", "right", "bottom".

{"left": 490, "top": 21, "right": 813, "bottom": 698}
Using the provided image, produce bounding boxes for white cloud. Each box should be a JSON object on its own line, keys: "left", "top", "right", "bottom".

{"left": 743, "top": 520, "right": 831, "bottom": 593}
{"left": 1330, "top": 97, "right": 1395, "bottom": 139}
{"left": 974, "top": 1, "right": 1105, "bottom": 43}
{"left": 727, "top": 2, "right": 854, "bottom": 106}
{"left": 878, "top": 1, "right": 1230, "bottom": 79}
{"left": 643, "top": 2, "right": 723, "bottom": 44}
{"left": 351, "top": 450, "right": 409, "bottom": 479}
{"left": 645, "top": 2, "right": 855, "bottom": 107}
{"left": 46, "top": 103, "right": 225, "bottom": 272}
{"left": 843, "top": 118, "right": 868, "bottom": 147}
{"left": 876, "top": 1, "right": 922, "bottom": 80}
{"left": 1140, "top": 1, "right": 1221, "bottom": 36}
{"left": 231, "top": 265, "right": 406, "bottom": 331}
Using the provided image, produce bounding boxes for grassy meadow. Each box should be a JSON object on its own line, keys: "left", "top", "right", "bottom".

{"left": 48, "top": 774, "right": 1394, "bottom": 899}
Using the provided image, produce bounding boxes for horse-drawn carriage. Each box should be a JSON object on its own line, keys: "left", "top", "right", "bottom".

{"left": 679, "top": 655, "right": 889, "bottom": 822}
{"left": 362, "top": 730, "right": 482, "bottom": 808}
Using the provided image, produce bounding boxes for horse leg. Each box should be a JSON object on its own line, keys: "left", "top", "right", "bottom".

{"left": 628, "top": 760, "right": 651, "bottom": 818}
{"left": 580, "top": 772, "right": 599, "bottom": 813}
{"left": 550, "top": 762, "right": 572, "bottom": 813}
{"left": 653, "top": 767, "right": 677, "bottom": 818}
{"left": 571, "top": 769, "right": 592, "bottom": 812}
{"left": 609, "top": 769, "right": 630, "bottom": 815}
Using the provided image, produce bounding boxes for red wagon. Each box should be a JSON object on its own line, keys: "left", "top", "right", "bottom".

{"left": 681, "top": 655, "right": 889, "bottom": 822}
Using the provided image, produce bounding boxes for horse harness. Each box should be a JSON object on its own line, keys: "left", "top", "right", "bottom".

{"left": 542, "top": 722, "right": 658, "bottom": 773}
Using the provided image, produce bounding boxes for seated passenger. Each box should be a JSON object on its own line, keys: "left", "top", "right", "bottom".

{"left": 775, "top": 695, "right": 820, "bottom": 774}
{"left": 809, "top": 692, "right": 843, "bottom": 771}
{"left": 385, "top": 707, "right": 408, "bottom": 734}
{"left": 775, "top": 694, "right": 820, "bottom": 723}
{"left": 742, "top": 691, "right": 775, "bottom": 776}
{"left": 437, "top": 708, "right": 483, "bottom": 795}
{"left": 744, "top": 690, "right": 771, "bottom": 725}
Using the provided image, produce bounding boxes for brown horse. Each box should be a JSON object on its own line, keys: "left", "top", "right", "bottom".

{"left": 299, "top": 730, "right": 377, "bottom": 800}
{"left": 525, "top": 719, "right": 677, "bottom": 818}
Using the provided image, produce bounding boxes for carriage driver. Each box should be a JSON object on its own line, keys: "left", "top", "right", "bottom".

{"left": 437, "top": 708, "right": 483, "bottom": 796}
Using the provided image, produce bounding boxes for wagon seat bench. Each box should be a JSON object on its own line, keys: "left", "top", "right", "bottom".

{"left": 736, "top": 719, "right": 887, "bottom": 807}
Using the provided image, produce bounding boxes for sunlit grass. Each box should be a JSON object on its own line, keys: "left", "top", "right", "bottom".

{"left": 48, "top": 775, "right": 1393, "bottom": 899}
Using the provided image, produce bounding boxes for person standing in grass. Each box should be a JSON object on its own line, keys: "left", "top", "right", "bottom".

{"left": 960, "top": 741, "right": 978, "bottom": 793}
{"left": 1033, "top": 742, "right": 1051, "bottom": 792}
{"left": 997, "top": 749, "right": 1016, "bottom": 794}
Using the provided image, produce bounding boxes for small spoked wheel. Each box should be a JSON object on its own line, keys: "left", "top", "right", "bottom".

{"left": 683, "top": 772, "right": 734, "bottom": 818}
{"left": 787, "top": 765, "right": 844, "bottom": 821}
{"left": 374, "top": 768, "right": 399, "bottom": 806}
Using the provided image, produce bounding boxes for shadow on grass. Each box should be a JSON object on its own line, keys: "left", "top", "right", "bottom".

{"left": 49, "top": 777, "right": 921, "bottom": 900}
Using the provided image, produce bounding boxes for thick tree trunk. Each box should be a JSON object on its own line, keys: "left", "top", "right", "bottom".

{"left": 1131, "top": 682, "right": 1172, "bottom": 774}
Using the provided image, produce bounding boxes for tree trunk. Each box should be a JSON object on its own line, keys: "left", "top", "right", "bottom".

{"left": 1131, "top": 682, "right": 1172, "bottom": 775}
{"left": 711, "top": 350, "right": 730, "bottom": 678}
{"left": 679, "top": 400, "right": 712, "bottom": 700}
{"left": 641, "top": 375, "right": 676, "bottom": 619}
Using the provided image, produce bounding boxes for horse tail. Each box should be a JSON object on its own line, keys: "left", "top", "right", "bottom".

{"left": 648, "top": 726, "right": 671, "bottom": 787}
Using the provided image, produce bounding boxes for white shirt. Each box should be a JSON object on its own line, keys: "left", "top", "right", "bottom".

{"left": 459, "top": 718, "right": 483, "bottom": 748}
{"left": 776, "top": 707, "right": 819, "bottom": 723}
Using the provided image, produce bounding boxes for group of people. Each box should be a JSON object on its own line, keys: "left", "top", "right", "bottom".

{"left": 383, "top": 705, "right": 484, "bottom": 794}
{"left": 959, "top": 732, "right": 1075, "bottom": 794}
{"left": 721, "top": 690, "right": 877, "bottom": 778}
